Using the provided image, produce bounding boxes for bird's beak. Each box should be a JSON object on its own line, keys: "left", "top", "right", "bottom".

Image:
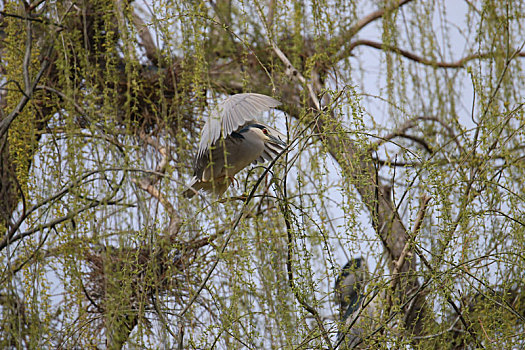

{"left": 268, "top": 134, "right": 287, "bottom": 147}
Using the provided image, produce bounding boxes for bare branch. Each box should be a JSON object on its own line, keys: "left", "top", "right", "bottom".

{"left": 0, "top": 10, "right": 64, "bottom": 28}
{"left": 266, "top": 0, "right": 276, "bottom": 29}
{"left": 132, "top": 133, "right": 181, "bottom": 235}
{"left": 330, "top": 0, "right": 415, "bottom": 51}
{"left": 132, "top": 10, "right": 160, "bottom": 65}
{"left": 271, "top": 43, "right": 321, "bottom": 111}
{"left": 386, "top": 195, "right": 431, "bottom": 311}
{"left": 0, "top": 39, "right": 53, "bottom": 139}
{"left": 377, "top": 115, "right": 465, "bottom": 155}
{"left": 22, "top": 17, "right": 32, "bottom": 92}
{"left": 338, "top": 39, "right": 525, "bottom": 67}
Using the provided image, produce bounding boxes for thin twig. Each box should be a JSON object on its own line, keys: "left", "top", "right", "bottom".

{"left": 0, "top": 10, "right": 64, "bottom": 28}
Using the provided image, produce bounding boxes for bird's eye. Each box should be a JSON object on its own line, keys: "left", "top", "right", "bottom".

{"left": 262, "top": 128, "right": 269, "bottom": 135}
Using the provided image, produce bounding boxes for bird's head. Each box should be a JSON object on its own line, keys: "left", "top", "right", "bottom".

{"left": 246, "top": 124, "right": 287, "bottom": 147}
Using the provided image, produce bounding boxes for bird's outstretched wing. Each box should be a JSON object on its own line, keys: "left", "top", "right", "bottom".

{"left": 197, "top": 93, "right": 281, "bottom": 159}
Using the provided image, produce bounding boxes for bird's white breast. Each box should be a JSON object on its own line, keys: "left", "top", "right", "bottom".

{"left": 224, "top": 129, "right": 265, "bottom": 176}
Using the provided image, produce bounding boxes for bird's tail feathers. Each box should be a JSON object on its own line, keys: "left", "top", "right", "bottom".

{"left": 183, "top": 177, "right": 232, "bottom": 198}
{"left": 183, "top": 177, "right": 199, "bottom": 198}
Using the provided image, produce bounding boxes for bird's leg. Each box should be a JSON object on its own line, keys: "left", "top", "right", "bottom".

{"left": 227, "top": 175, "right": 239, "bottom": 187}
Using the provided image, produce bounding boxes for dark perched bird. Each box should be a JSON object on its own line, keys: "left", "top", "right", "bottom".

{"left": 184, "top": 93, "right": 286, "bottom": 198}
{"left": 334, "top": 257, "right": 369, "bottom": 348}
